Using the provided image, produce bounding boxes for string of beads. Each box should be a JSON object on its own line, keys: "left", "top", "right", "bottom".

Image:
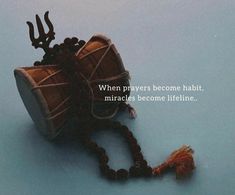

{"left": 79, "top": 119, "right": 153, "bottom": 180}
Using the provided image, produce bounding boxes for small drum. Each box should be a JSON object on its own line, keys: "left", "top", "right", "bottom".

{"left": 14, "top": 34, "right": 130, "bottom": 140}
{"left": 14, "top": 65, "right": 72, "bottom": 140}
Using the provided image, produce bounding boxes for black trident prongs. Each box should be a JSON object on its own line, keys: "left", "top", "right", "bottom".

{"left": 26, "top": 11, "right": 55, "bottom": 53}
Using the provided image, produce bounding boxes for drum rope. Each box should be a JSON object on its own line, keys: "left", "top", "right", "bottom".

{"left": 78, "top": 45, "right": 109, "bottom": 60}
{"left": 88, "top": 44, "right": 112, "bottom": 80}
{"left": 46, "top": 106, "right": 71, "bottom": 120}
{"left": 50, "top": 96, "right": 71, "bottom": 114}
{"left": 37, "top": 69, "right": 63, "bottom": 85}
{"left": 31, "top": 82, "right": 70, "bottom": 90}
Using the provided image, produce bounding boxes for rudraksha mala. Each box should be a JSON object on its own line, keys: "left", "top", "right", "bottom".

{"left": 79, "top": 119, "right": 153, "bottom": 180}
{"left": 24, "top": 11, "right": 195, "bottom": 181}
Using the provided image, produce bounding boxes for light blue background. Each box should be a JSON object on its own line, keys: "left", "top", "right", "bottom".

{"left": 0, "top": 0, "right": 235, "bottom": 195}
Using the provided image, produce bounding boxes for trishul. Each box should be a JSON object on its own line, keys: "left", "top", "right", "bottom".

{"left": 26, "top": 11, "right": 55, "bottom": 53}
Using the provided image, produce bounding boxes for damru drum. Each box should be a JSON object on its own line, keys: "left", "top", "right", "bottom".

{"left": 15, "top": 34, "right": 130, "bottom": 139}
{"left": 14, "top": 11, "right": 195, "bottom": 181}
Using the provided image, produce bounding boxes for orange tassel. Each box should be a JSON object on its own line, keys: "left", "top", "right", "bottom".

{"left": 152, "top": 145, "right": 195, "bottom": 178}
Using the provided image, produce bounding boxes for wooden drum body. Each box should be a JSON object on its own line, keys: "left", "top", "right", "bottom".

{"left": 14, "top": 34, "right": 130, "bottom": 139}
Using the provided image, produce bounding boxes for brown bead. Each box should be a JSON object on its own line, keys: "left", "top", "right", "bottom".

{"left": 121, "top": 125, "right": 129, "bottom": 133}
{"left": 106, "top": 169, "right": 117, "bottom": 180}
{"left": 71, "top": 37, "right": 78, "bottom": 44}
{"left": 64, "top": 38, "right": 72, "bottom": 45}
{"left": 139, "top": 160, "right": 147, "bottom": 167}
{"left": 125, "top": 131, "right": 133, "bottom": 138}
{"left": 116, "top": 169, "right": 128, "bottom": 180}
{"left": 78, "top": 40, "right": 86, "bottom": 46}
{"left": 97, "top": 147, "right": 106, "bottom": 155}
{"left": 133, "top": 154, "right": 144, "bottom": 162}
{"left": 143, "top": 166, "right": 152, "bottom": 177}
{"left": 99, "top": 154, "right": 109, "bottom": 164}
{"left": 129, "top": 166, "right": 141, "bottom": 177}
{"left": 99, "top": 164, "right": 109, "bottom": 173}
{"left": 131, "top": 144, "right": 141, "bottom": 153}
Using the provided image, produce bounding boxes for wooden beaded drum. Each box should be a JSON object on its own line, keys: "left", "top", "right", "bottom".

{"left": 14, "top": 34, "right": 130, "bottom": 140}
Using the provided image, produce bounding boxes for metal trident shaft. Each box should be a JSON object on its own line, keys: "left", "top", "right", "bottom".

{"left": 26, "top": 11, "right": 55, "bottom": 53}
